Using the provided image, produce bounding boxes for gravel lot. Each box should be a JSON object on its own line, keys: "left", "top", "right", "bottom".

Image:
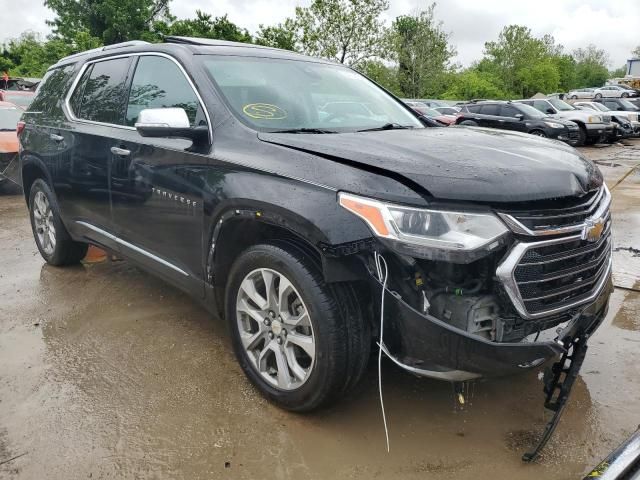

{"left": 1, "top": 140, "right": 639, "bottom": 479}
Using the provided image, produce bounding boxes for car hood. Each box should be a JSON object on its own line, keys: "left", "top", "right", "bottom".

{"left": 258, "top": 126, "right": 602, "bottom": 203}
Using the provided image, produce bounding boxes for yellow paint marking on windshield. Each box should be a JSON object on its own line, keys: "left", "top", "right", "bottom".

{"left": 242, "top": 103, "right": 287, "bottom": 120}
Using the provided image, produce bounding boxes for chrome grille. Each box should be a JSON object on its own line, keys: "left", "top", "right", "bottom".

{"left": 498, "top": 185, "right": 610, "bottom": 237}
{"left": 496, "top": 186, "right": 613, "bottom": 319}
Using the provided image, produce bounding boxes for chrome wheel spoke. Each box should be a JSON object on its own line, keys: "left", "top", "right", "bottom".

{"left": 237, "top": 297, "right": 266, "bottom": 325}
{"left": 236, "top": 267, "right": 316, "bottom": 391}
{"left": 239, "top": 277, "right": 268, "bottom": 310}
{"left": 286, "top": 332, "right": 315, "bottom": 361}
{"left": 272, "top": 345, "right": 292, "bottom": 389}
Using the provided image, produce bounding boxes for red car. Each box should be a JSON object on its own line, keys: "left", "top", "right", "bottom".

{"left": 0, "top": 101, "right": 22, "bottom": 186}
{"left": 404, "top": 101, "right": 455, "bottom": 125}
{"left": 0, "top": 90, "right": 35, "bottom": 109}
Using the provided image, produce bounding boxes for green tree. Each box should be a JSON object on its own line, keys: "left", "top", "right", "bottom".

{"left": 483, "top": 25, "right": 556, "bottom": 97}
{"left": 294, "top": 0, "right": 389, "bottom": 66}
{"left": 45, "top": 0, "right": 171, "bottom": 45}
{"left": 443, "top": 70, "right": 508, "bottom": 100}
{"left": 573, "top": 44, "right": 610, "bottom": 87}
{"left": 632, "top": 45, "right": 640, "bottom": 58}
{"left": 254, "top": 20, "right": 297, "bottom": 50}
{"left": 159, "top": 11, "right": 252, "bottom": 43}
{"left": 610, "top": 65, "right": 627, "bottom": 78}
{"left": 390, "top": 4, "right": 456, "bottom": 98}
{"left": 358, "top": 59, "right": 401, "bottom": 95}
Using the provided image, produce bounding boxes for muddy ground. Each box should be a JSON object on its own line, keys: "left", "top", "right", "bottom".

{"left": 1, "top": 140, "right": 639, "bottom": 480}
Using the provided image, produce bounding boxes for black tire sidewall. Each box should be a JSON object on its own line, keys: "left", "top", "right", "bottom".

{"left": 225, "top": 244, "right": 346, "bottom": 411}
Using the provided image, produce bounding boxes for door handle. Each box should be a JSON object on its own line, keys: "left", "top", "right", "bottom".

{"left": 110, "top": 146, "right": 131, "bottom": 156}
{"left": 50, "top": 133, "right": 64, "bottom": 142}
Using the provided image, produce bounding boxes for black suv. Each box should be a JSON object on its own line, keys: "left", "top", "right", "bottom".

{"left": 456, "top": 101, "right": 580, "bottom": 144}
{"left": 19, "top": 39, "right": 612, "bottom": 425}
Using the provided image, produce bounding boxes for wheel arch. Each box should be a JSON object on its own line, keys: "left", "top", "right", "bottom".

{"left": 207, "top": 205, "right": 371, "bottom": 316}
{"left": 21, "top": 155, "right": 53, "bottom": 206}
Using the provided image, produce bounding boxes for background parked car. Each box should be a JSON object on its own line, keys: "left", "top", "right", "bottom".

{"left": 516, "top": 98, "right": 612, "bottom": 145}
{"left": 415, "top": 98, "right": 450, "bottom": 108}
{"left": 0, "top": 101, "right": 22, "bottom": 187}
{"left": 567, "top": 87, "right": 595, "bottom": 99}
{"left": 403, "top": 100, "right": 430, "bottom": 115}
{"left": 455, "top": 100, "right": 580, "bottom": 143}
{"left": 0, "top": 90, "right": 35, "bottom": 108}
{"left": 421, "top": 107, "right": 456, "bottom": 125}
{"left": 433, "top": 106, "right": 460, "bottom": 117}
{"left": 593, "top": 85, "right": 638, "bottom": 98}
{"left": 574, "top": 101, "right": 640, "bottom": 137}
{"left": 594, "top": 97, "right": 640, "bottom": 116}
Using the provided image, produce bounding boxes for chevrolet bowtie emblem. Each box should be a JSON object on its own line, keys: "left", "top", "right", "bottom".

{"left": 582, "top": 218, "right": 605, "bottom": 243}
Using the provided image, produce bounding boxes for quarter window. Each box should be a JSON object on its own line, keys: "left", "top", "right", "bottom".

{"left": 69, "top": 57, "right": 131, "bottom": 125}
{"left": 125, "top": 56, "right": 199, "bottom": 127}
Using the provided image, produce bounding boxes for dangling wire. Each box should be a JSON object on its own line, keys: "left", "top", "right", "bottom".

{"left": 374, "top": 251, "right": 390, "bottom": 453}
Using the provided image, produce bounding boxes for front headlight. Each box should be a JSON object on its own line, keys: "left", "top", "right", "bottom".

{"left": 339, "top": 192, "right": 509, "bottom": 262}
{"left": 587, "top": 115, "right": 602, "bottom": 123}
{"left": 544, "top": 121, "right": 564, "bottom": 129}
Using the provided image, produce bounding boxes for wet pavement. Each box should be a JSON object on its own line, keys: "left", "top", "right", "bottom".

{"left": 1, "top": 140, "right": 639, "bottom": 479}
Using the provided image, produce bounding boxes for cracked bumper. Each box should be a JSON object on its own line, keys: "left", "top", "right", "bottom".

{"left": 375, "top": 272, "right": 612, "bottom": 381}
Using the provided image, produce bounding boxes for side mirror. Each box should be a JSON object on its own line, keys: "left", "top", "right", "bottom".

{"left": 515, "top": 113, "right": 524, "bottom": 120}
{"left": 546, "top": 108, "right": 556, "bottom": 114}
{"left": 135, "top": 108, "right": 208, "bottom": 142}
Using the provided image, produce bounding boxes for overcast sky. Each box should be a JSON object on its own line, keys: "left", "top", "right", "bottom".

{"left": 2, "top": 0, "right": 638, "bottom": 68}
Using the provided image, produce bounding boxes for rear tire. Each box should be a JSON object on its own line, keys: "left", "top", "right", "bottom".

{"left": 28, "top": 178, "right": 88, "bottom": 266}
{"left": 595, "top": 93, "right": 602, "bottom": 99}
{"left": 225, "top": 243, "right": 370, "bottom": 412}
{"left": 570, "top": 95, "right": 578, "bottom": 99}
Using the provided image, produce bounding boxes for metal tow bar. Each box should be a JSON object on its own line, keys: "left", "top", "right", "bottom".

{"left": 523, "top": 334, "right": 589, "bottom": 462}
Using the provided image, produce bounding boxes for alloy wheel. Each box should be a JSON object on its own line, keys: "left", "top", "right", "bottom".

{"left": 236, "top": 268, "right": 316, "bottom": 391}
{"left": 33, "top": 191, "right": 56, "bottom": 255}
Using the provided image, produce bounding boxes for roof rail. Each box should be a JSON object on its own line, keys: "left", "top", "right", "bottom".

{"left": 102, "top": 40, "right": 150, "bottom": 51}
{"left": 164, "top": 36, "right": 275, "bottom": 50}
{"left": 53, "top": 40, "right": 150, "bottom": 66}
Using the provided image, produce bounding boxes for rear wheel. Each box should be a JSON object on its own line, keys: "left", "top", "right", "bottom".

{"left": 595, "top": 93, "right": 602, "bottom": 99}
{"left": 28, "top": 179, "right": 88, "bottom": 265}
{"left": 225, "top": 243, "right": 369, "bottom": 412}
{"left": 570, "top": 95, "right": 578, "bottom": 99}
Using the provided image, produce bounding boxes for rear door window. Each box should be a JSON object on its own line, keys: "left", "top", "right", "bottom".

{"left": 479, "top": 104, "right": 499, "bottom": 116}
{"left": 125, "top": 55, "right": 200, "bottom": 127}
{"left": 500, "top": 105, "right": 519, "bottom": 117}
{"left": 69, "top": 57, "right": 132, "bottom": 125}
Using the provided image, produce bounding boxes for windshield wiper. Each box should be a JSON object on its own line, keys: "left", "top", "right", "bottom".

{"left": 270, "top": 128, "right": 338, "bottom": 134}
{"left": 357, "top": 123, "right": 415, "bottom": 132}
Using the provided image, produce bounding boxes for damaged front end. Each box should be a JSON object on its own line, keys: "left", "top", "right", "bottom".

{"left": 339, "top": 184, "right": 614, "bottom": 459}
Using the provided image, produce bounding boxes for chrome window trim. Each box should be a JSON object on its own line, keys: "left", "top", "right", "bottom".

{"left": 496, "top": 231, "right": 612, "bottom": 320}
{"left": 76, "top": 221, "right": 189, "bottom": 277}
{"left": 63, "top": 52, "right": 213, "bottom": 142}
{"left": 497, "top": 184, "right": 611, "bottom": 237}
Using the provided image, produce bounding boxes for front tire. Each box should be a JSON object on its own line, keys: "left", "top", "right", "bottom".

{"left": 621, "top": 92, "right": 628, "bottom": 98}
{"left": 530, "top": 129, "right": 547, "bottom": 138}
{"left": 225, "top": 243, "right": 370, "bottom": 412}
{"left": 576, "top": 125, "right": 587, "bottom": 146}
{"left": 28, "top": 178, "right": 88, "bottom": 265}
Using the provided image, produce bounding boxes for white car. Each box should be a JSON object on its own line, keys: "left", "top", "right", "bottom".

{"left": 574, "top": 101, "right": 640, "bottom": 135}
{"left": 567, "top": 88, "right": 595, "bottom": 99}
{"left": 593, "top": 85, "right": 638, "bottom": 99}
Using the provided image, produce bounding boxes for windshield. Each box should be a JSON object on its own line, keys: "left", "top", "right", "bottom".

{"left": 619, "top": 99, "right": 640, "bottom": 111}
{"left": 200, "top": 56, "right": 422, "bottom": 132}
{"left": 591, "top": 103, "right": 610, "bottom": 112}
{"left": 0, "top": 107, "right": 22, "bottom": 130}
{"left": 517, "top": 103, "right": 546, "bottom": 118}
{"left": 548, "top": 98, "right": 574, "bottom": 111}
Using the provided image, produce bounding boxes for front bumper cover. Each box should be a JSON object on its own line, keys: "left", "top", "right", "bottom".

{"left": 375, "top": 271, "right": 612, "bottom": 381}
